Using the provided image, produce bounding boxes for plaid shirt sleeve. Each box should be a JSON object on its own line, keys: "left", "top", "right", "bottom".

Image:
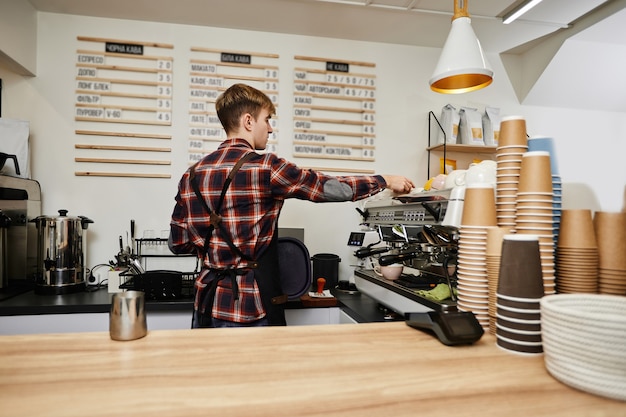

{"left": 268, "top": 155, "right": 387, "bottom": 202}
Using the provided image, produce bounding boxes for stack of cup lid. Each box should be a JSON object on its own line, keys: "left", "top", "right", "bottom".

{"left": 556, "top": 209, "right": 599, "bottom": 293}
{"left": 485, "top": 226, "right": 512, "bottom": 335}
{"left": 593, "top": 211, "right": 626, "bottom": 295}
{"left": 528, "top": 136, "right": 562, "bottom": 246}
{"left": 495, "top": 116, "right": 528, "bottom": 228}
{"left": 496, "top": 234, "right": 544, "bottom": 356}
{"left": 457, "top": 184, "right": 497, "bottom": 331}
{"left": 514, "top": 151, "right": 556, "bottom": 295}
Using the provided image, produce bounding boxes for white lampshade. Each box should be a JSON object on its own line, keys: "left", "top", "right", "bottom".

{"left": 429, "top": 1, "right": 493, "bottom": 94}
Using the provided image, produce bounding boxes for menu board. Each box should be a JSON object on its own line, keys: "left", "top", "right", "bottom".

{"left": 187, "top": 47, "right": 279, "bottom": 165}
{"left": 73, "top": 36, "right": 174, "bottom": 178}
{"left": 292, "top": 55, "right": 376, "bottom": 167}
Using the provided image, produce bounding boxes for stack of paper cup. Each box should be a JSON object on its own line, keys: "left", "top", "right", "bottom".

{"left": 528, "top": 136, "right": 562, "bottom": 245}
{"left": 515, "top": 151, "right": 556, "bottom": 295}
{"left": 486, "top": 226, "right": 512, "bottom": 335}
{"left": 496, "top": 116, "right": 528, "bottom": 228}
{"left": 593, "top": 211, "right": 626, "bottom": 295}
{"left": 457, "top": 184, "right": 498, "bottom": 331}
{"left": 556, "top": 209, "right": 599, "bottom": 293}
{"left": 496, "top": 234, "right": 544, "bottom": 355}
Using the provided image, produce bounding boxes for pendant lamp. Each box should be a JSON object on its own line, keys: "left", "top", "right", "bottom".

{"left": 429, "top": 0, "right": 493, "bottom": 94}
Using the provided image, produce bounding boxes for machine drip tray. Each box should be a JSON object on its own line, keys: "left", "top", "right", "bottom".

{"left": 354, "top": 269, "right": 456, "bottom": 314}
{"left": 395, "top": 273, "right": 441, "bottom": 290}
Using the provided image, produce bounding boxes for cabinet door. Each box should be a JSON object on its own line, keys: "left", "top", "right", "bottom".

{"left": 285, "top": 308, "right": 341, "bottom": 325}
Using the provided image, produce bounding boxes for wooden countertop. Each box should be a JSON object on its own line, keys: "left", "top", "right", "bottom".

{"left": 0, "top": 322, "right": 624, "bottom": 417}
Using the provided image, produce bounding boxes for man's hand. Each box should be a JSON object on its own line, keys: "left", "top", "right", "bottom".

{"left": 382, "top": 175, "right": 415, "bottom": 194}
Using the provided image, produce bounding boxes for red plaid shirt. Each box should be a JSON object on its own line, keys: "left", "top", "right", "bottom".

{"left": 170, "top": 139, "right": 387, "bottom": 323}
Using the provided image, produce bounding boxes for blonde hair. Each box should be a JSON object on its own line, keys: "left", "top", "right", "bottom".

{"left": 216, "top": 84, "right": 276, "bottom": 134}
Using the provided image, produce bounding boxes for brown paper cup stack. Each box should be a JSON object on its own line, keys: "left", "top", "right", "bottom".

{"left": 593, "top": 211, "right": 626, "bottom": 295}
{"left": 496, "top": 234, "right": 544, "bottom": 355}
{"left": 457, "top": 184, "right": 498, "bottom": 331}
{"left": 515, "top": 151, "right": 555, "bottom": 294}
{"left": 486, "top": 226, "right": 512, "bottom": 335}
{"left": 496, "top": 116, "right": 527, "bottom": 228}
{"left": 556, "top": 209, "right": 599, "bottom": 294}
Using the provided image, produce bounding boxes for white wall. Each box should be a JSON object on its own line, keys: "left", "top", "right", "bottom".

{"left": 0, "top": 12, "right": 624, "bottom": 283}
{"left": 0, "top": 0, "right": 37, "bottom": 75}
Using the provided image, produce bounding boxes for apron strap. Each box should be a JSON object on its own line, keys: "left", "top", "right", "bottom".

{"left": 189, "top": 152, "right": 257, "bottom": 264}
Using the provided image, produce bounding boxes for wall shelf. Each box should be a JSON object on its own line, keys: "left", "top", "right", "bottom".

{"left": 426, "top": 111, "right": 496, "bottom": 180}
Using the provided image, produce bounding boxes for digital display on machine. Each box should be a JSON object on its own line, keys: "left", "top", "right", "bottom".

{"left": 347, "top": 232, "right": 365, "bottom": 246}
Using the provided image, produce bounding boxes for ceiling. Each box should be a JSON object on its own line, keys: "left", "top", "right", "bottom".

{"left": 26, "top": 0, "right": 626, "bottom": 111}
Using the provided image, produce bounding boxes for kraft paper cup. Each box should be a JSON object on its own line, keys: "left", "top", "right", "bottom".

{"left": 496, "top": 154, "right": 525, "bottom": 163}
{"left": 496, "top": 162, "right": 523, "bottom": 171}
{"left": 498, "top": 116, "right": 527, "bottom": 148}
{"left": 558, "top": 209, "right": 598, "bottom": 249}
{"left": 461, "top": 184, "right": 497, "bottom": 227}
{"left": 593, "top": 211, "right": 626, "bottom": 270}
{"left": 528, "top": 136, "right": 559, "bottom": 175}
{"left": 518, "top": 151, "right": 553, "bottom": 194}
{"left": 486, "top": 226, "right": 512, "bottom": 256}
{"left": 497, "top": 144, "right": 528, "bottom": 151}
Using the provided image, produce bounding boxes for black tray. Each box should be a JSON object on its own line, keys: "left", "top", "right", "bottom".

{"left": 120, "top": 270, "right": 197, "bottom": 300}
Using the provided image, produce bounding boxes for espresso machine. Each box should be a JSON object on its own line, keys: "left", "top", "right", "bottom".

{"left": 0, "top": 174, "right": 41, "bottom": 289}
{"left": 350, "top": 188, "right": 463, "bottom": 315}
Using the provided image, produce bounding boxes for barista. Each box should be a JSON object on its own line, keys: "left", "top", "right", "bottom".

{"left": 169, "top": 83, "right": 415, "bottom": 328}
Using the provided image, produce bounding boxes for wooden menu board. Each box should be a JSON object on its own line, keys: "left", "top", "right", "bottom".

{"left": 292, "top": 55, "right": 376, "bottom": 165}
{"left": 73, "top": 36, "right": 174, "bottom": 178}
{"left": 187, "top": 47, "right": 279, "bottom": 165}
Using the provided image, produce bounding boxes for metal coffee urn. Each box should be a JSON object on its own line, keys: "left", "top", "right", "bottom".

{"left": 32, "top": 210, "right": 94, "bottom": 295}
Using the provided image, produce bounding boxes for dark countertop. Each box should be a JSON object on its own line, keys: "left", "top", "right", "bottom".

{"left": 0, "top": 283, "right": 394, "bottom": 323}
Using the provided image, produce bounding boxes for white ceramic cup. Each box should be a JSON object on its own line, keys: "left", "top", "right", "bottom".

{"left": 444, "top": 170, "right": 467, "bottom": 189}
{"left": 374, "top": 263, "right": 404, "bottom": 280}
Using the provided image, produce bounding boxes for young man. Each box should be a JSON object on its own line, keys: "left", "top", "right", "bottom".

{"left": 170, "top": 83, "right": 415, "bottom": 328}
